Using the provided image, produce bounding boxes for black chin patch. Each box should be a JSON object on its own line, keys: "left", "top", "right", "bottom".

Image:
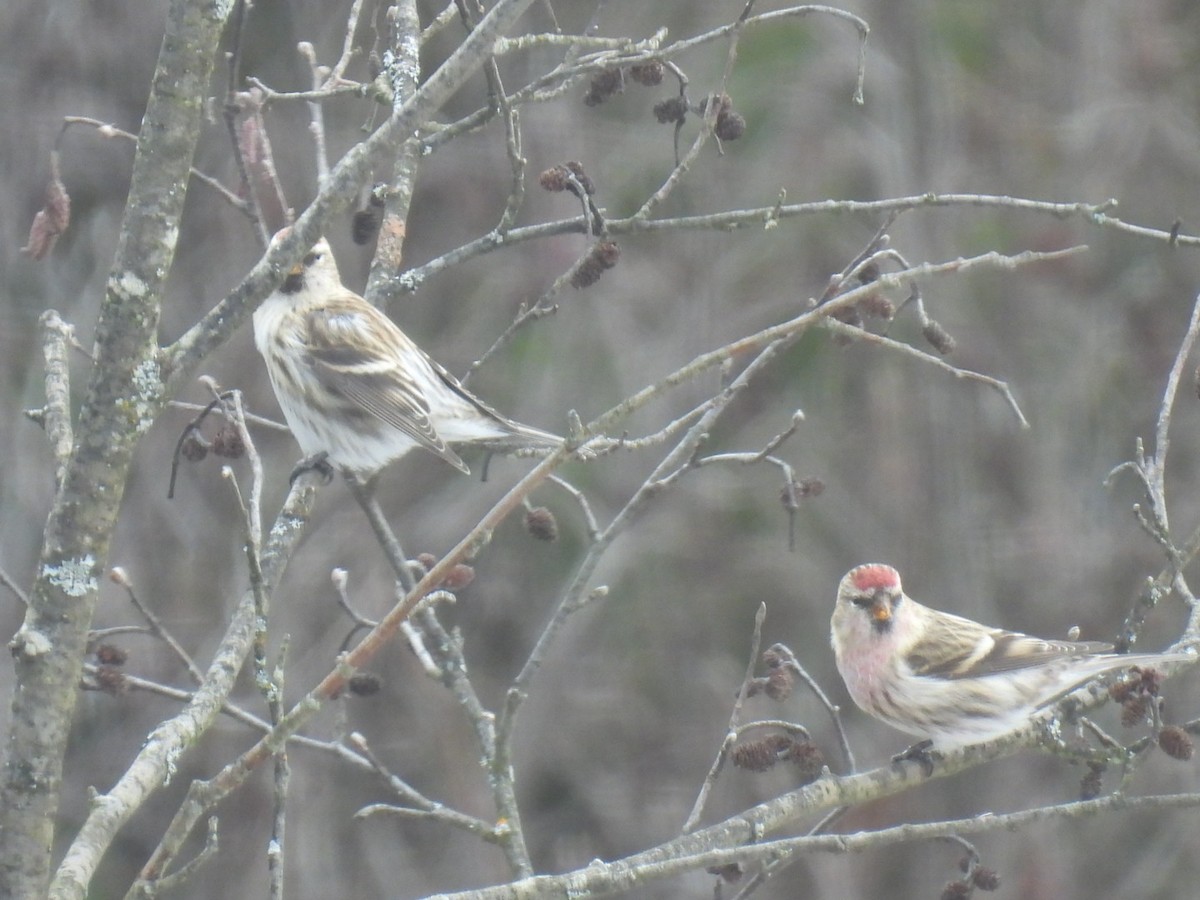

{"left": 871, "top": 616, "right": 893, "bottom": 636}
{"left": 281, "top": 272, "right": 305, "bottom": 294}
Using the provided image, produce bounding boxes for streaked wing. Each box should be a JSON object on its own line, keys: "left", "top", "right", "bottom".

{"left": 302, "top": 295, "right": 451, "bottom": 459}
{"left": 906, "top": 612, "right": 1112, "bottom": 679}
{"left": 430, "top": 355, "right": 520, "bottom": 431}
{"left": 422, "top": 326, "right": 559, "bottom": 446}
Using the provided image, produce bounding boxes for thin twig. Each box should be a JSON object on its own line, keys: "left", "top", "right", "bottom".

{"left": 61, "top": 117, "right": 253, "bottom": 218}
{"left": 149, "top": 818, "right": 219, "bottom": 897}
{"left": 545, "top": 475, "right": 600, "bottom": 540}
{"left": 348, "top": 732, "right": 498, "bottom": 836}
{"left": 1149, "top": 293, "right": 1200, "bottom": 539}
{"left": 821, "top": 318, "right": 1030, "bottom": 428}
{"left": 299, "top": 42, "right": 332, "bottom": 185}
{"left": 0, "top": 563, "right": 30, "bottom": 607}
{"left": 1107, "top": 292, "right": 1200, "bottom": 647}
{"left": 267, "top": 640, "right": 289, "bottom": 900}
{"left": 108, "top": 567, "right": 204, "bottom": 684}
{"left": 682, "top": 604, "right": 767, "bottom": 833}
{"left": 167, "top": 400, "right": 289, "bottom": 431}
{"left": 329, "top": 0, "right": 368, "bottom": 82}
{"left": 773, "top": 647, "right": 856, "bottom": 775}
{"left": 220, "top": 0, "right": 268, "bottom": 240}
{"left": 345, "top": 476, "right": 414, "bottom": 591}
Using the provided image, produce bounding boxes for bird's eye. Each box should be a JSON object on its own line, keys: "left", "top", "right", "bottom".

{"left": 303, "top": 251, "right": 322, "bottom": 266}
{"left": 850, "top": 595, "right": 873, "bottom": 609}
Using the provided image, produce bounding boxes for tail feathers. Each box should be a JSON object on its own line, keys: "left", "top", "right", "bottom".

{"left": 471, "top": 420, "right": 562, "bottom": 454}
{"left": 1119, "top": 647, "right": 1197, "bottom": 669}
{"left": 507, "top": 421, "right": 562, "bottom": 449}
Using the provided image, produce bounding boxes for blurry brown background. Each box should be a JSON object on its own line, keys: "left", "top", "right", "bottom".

{"left": 2, "top": 1, "right": 1200, "bottom": 897}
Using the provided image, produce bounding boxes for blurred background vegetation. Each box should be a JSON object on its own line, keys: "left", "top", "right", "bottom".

{"left": 3, "top": 0, "right": 1200, "bottom": 897}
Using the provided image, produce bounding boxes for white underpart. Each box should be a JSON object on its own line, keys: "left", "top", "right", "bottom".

{"left": 253, "top": 294, "right": 420, "bottom": 471}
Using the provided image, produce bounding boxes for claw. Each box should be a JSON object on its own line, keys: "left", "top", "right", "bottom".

{"left": 892, "top": 739, "right": 938, "bottom": 777}
{"left": 290, "top": 451, "right": 335, "bottom": 485}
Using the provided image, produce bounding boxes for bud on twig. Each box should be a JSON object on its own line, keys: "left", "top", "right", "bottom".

{"left": 538, "top": 161, "right": 594, "bottom": 197}
{"left": 21, "top": 151, "right": 71, "bottom": 260}
{"left": 653, "top": 97, "right": 688, "bottom": 125}
{"left": 922, "top": 319, "right": 957, "bottom": 355}
{"left": 525, "top": 506, "right": 559, "bottom": 541}
{"left": 1158, "top": 724, "right": 1194, "bottom": 760}
{"left": 571, "top": 241, "right": 620, "bottom": 289}
{"left": 352, "top": 187, "right": 386, "bottom": 245}
{"left": 714, "top": 109, "right": 745, "bottom": 141}
{"left": 1080, "top": 761, "right": 1105, "bottom": 800}
{"left": 630, "top": 62, "right": 664, "bottom": 86}
{"left": 939, "top": 880, "right": 971, "bottom": 900}
{"left": 972, "top": 867, "right": 1001, "bottom": 891}
{"left": 348, "top": 672, "right": 383, "bottom": 697}
{"left": 94, "top": 644, "right": 128, "bottom": 666}
{"left": 584, "top": 67, "right": 624, "bottom": 106}
{"left": 211, "top": 424, "right": 245, "bottom": 458}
